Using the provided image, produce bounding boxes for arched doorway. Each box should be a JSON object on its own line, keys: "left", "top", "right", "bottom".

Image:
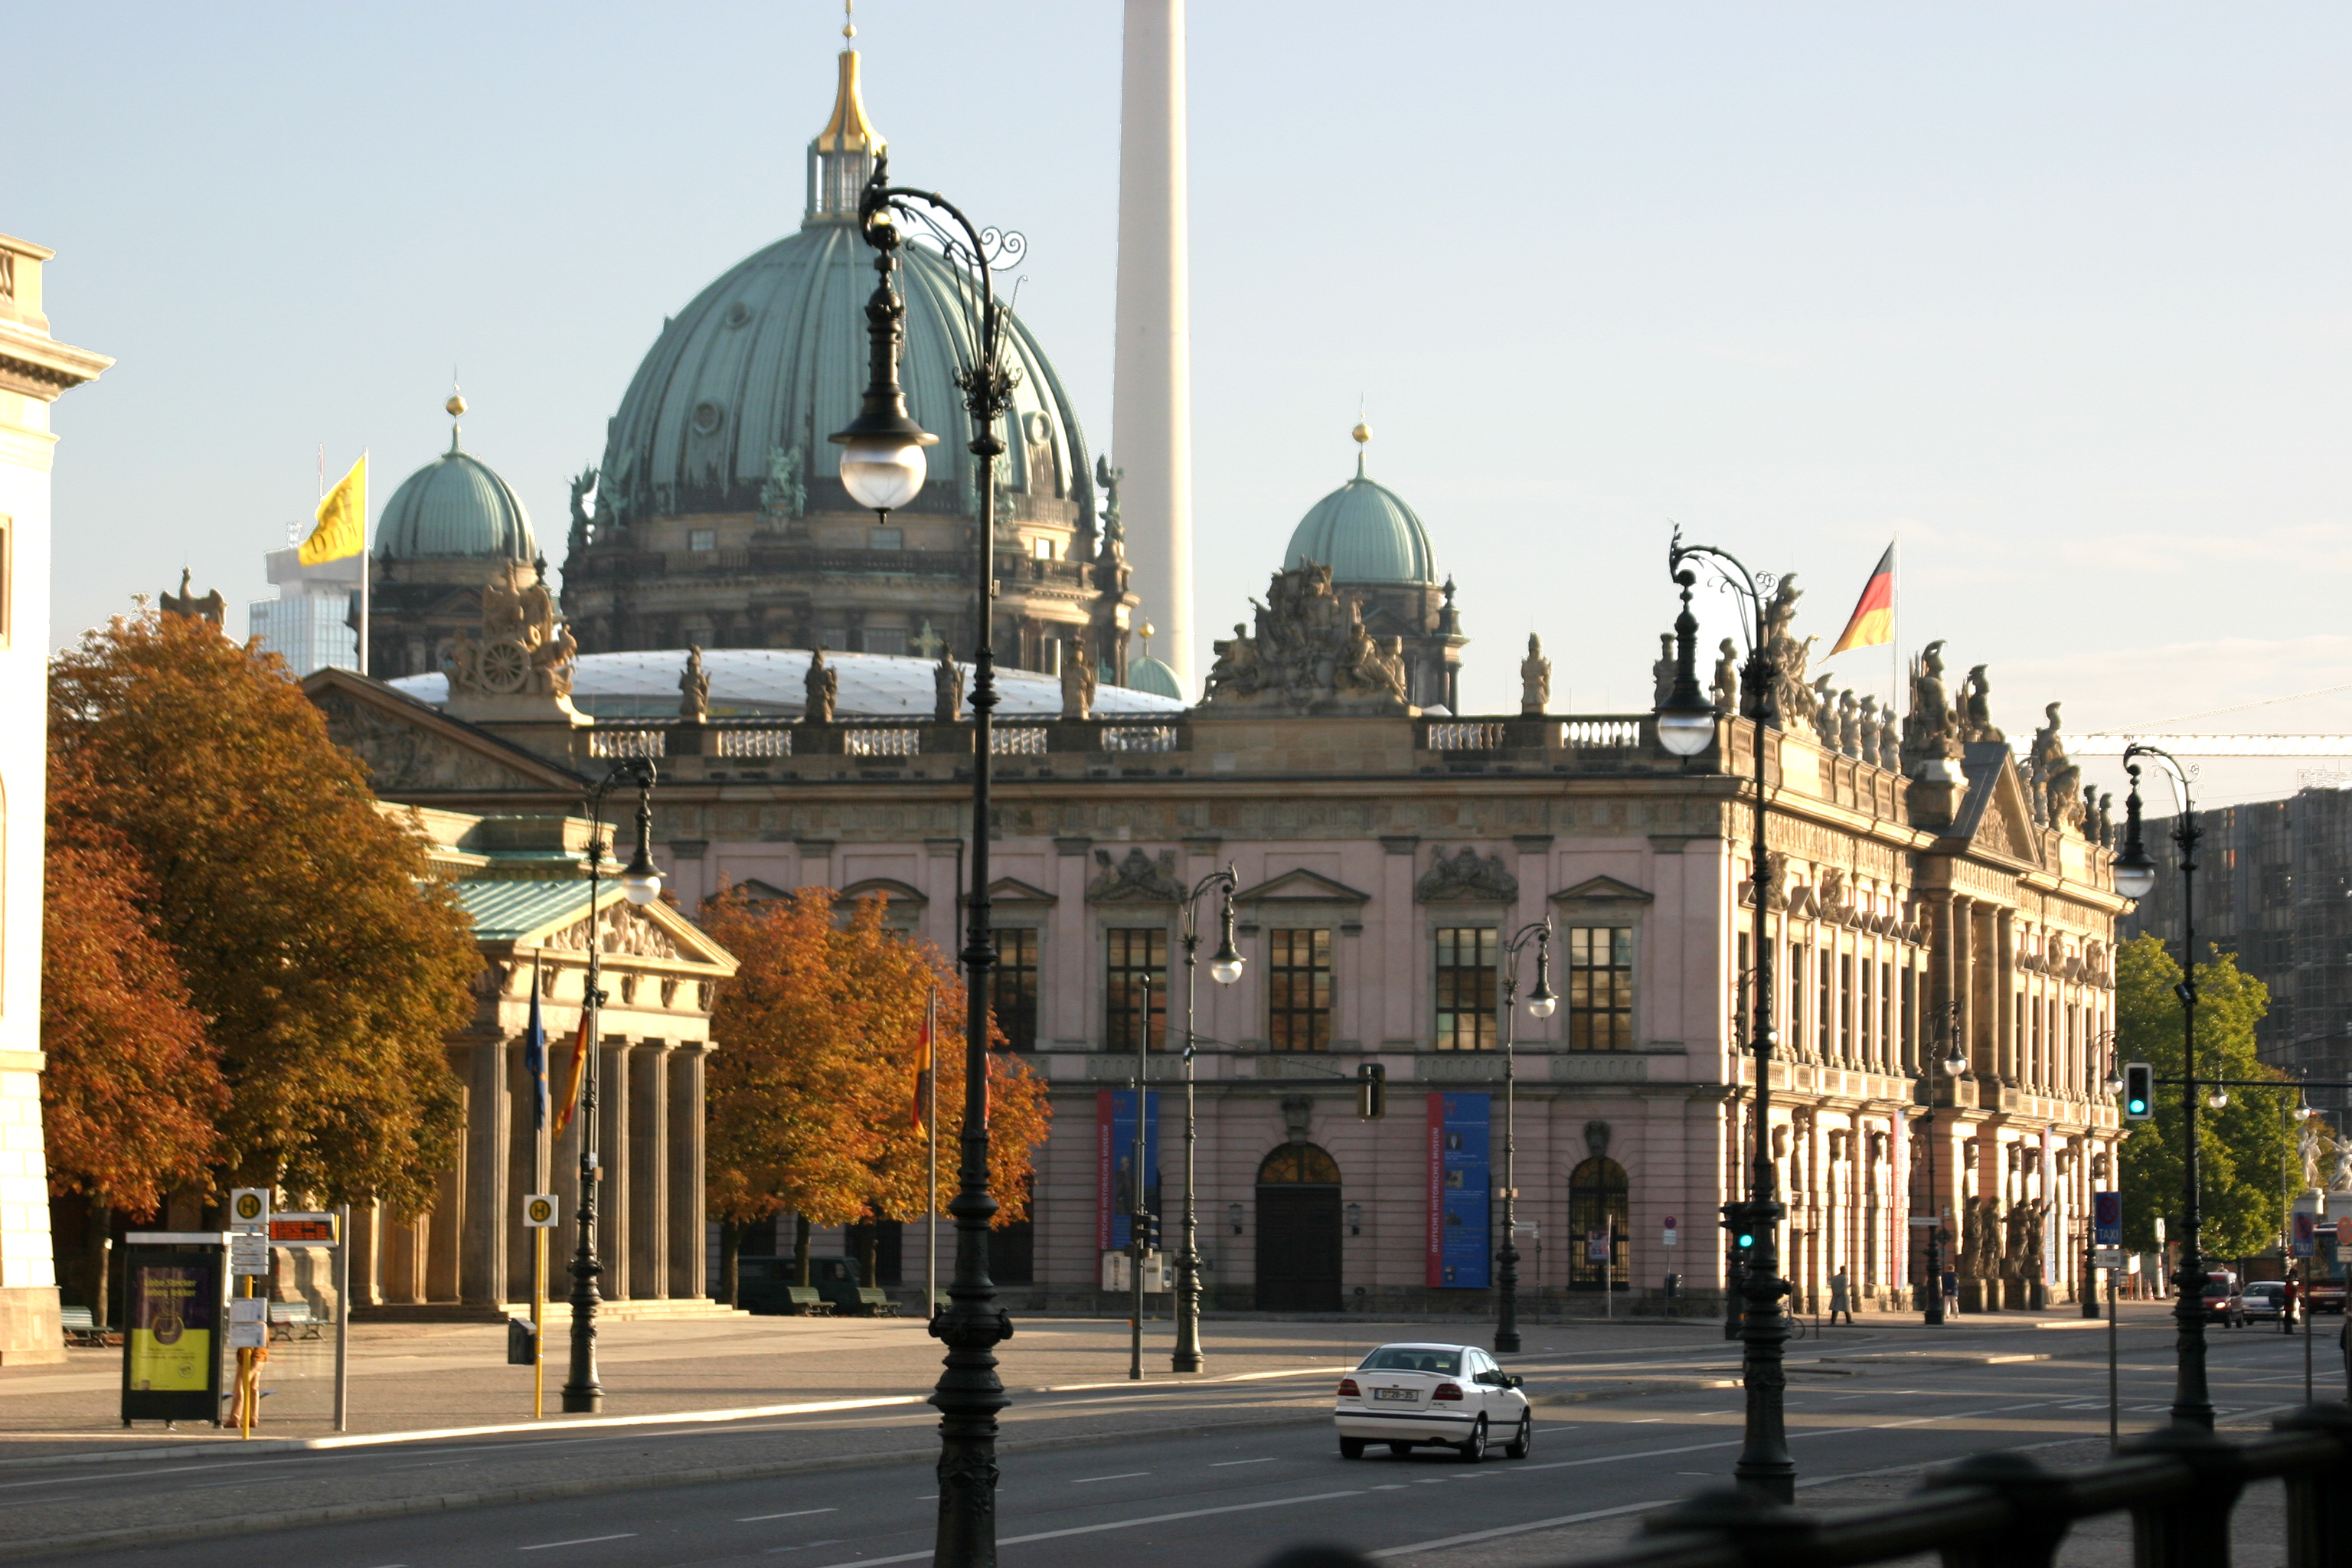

{"left": 1255, "top": 1143, "right": 1342, "bottom": 1312}
{"left": 1568, "top": 1157, "right": 1629, "bottom": 1292}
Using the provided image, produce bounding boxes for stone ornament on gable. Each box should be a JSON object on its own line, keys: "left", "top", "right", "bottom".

{"left": 1086, "top": 847, "right": 1184, "bottom": 903}
{"left": 1204, "top": 561, "right": 1411, "bottom": 716}
{"left": 446, "top": 560, "right": 586, "bottom": 724}
{"left": 315, "top": 690, "right": 548, "bottom": 792}
{"left": 1414, "top": 847, "right": 1517, "bottom": 903}
{"left": 544, "top": 903, "right": 682, "bottom": 961}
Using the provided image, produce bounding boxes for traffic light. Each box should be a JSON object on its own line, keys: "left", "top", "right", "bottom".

{"left": 2122, "top": 1062, "right": 2154, "bottom": 1121}
{"left": 1357, "top": 1062, "right": 1387, "bottom": 1120}
{"left": 1145, "top": 1211, "right": 1161, "bottom": 1251}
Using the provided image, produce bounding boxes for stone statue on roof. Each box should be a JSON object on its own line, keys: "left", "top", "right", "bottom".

{"left": 159, "top": 568, "right": 225, "bottom": 628}
{"left": 1060, "top": 636, "right": 1096, "bottom": 720}
{"left": 678, "top": 646, "right": 710, "bottom": 720}
{"left": 445, "top": 560, "right": 586, "bottom": 725}
{"left": 1520, "top": 634, "right": 1550, "bottom": 716}
{"left": 1759, "top": 575, "right": 1819, "bottom": 730}
{"left": 804, "top": 648, "right": 838, "bottom": 724}
{"left": 1651, "top": 633, "right": 1676, "bottom": 708}
{"left": 568, "top": 467, "right": 597, "bottom": 554}
{"left": 933, "top": 647, "right": 963, "bottom": 724}
{"left": 1903, "top": 640, "right": 1965, "bottom": 782}
{"left": 1962, "top": 665, "right": 2003, "bottom": 743}
{"left": 1712, "top": 639, "right": 1740, "bottom": 715}
{"left": 1203, "top": 562, "right": 1411, "bottom": 716}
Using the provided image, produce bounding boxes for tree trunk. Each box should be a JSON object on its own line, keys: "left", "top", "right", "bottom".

{"left": 794, "top": 1214, "right": 812, "bottom": 1287}
{"left": 858, "top": 1223, "right": 878, "bottom": 1291}
{"left": 86, "top": 1202, "right": 112, "bottom": 1328}
{"left": 717, "top": 1220, "right": 742, "bottom": 1306}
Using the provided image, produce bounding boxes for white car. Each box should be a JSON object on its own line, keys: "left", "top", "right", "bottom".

{"left": 1333, "top": 1341, "right": 1533, "bottom": 1462}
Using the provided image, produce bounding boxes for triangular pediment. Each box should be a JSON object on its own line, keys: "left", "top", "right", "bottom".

{"left": 1233, "top": 868, "right": 1371, "bottom": 905}
{"left": 1947, "top": 740, "right": 2044, "bottom": 867}
{"left": 967, "top": 876, "right": 1057, "bottom": 906}
{"left": 486, "top": 884, "right": 737, "bottom": 973}
{"left": 841, "top": 877, "right": 928, "bottom": 907}
{"left": 1550, "top": 874, "right": 1655, "bottom": 905}
{"left": 305, "top": 668, "right": 582, "bottom": 795}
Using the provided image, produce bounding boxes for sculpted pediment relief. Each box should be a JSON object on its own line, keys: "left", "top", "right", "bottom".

{"left": 543, "top": 903, "right": 683, "bottom": 962}
{"left": 1087, "top": 848, "right": 1183, "bottom": 903}
{"left": 313, "top": 688, "right": 558, "bottom": 793}
{"left": 1415, "top": 847, "right": 1517, "bottom": 903}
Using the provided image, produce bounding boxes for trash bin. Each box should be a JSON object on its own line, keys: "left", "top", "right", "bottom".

{"left": 1663, "top": 1273, "right": 1682, "bottom": 1318}
{"left": 506, "top": 1316, "right": 537, "bottom": 1367}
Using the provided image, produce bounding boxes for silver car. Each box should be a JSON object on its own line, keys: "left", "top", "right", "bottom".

{"left": 1333, "top": 1341, "right": 1533, "bottom": 1462}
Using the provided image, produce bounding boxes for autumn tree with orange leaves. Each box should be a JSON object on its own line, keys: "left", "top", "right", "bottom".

{"left": 701, "top": 887, "right": 1049, "bottom": 1302}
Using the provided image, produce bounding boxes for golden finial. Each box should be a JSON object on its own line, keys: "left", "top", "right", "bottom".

{"left": 1142, "top": 621, "right": 1156, "bottom": 642}
{"left": 844, "top": 0, "right": 855, "bottom": 40}
{"left": 1351, "top": 420, "right": 1370, "bottom": 479}
{"left": 446, "top": 392, "right": 467, "bottom": 420}
{"left": 446, "top": 382, "right": 466, "bottom": 454}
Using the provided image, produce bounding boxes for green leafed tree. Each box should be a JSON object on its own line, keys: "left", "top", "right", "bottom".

{"left": 2114, "top": 933, "right": 2294, "bottom": 1261}
{"left": 48, "top": 610, "right": 480, "bottom": 1214}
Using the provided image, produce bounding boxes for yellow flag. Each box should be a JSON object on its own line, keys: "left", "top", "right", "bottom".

{"left": 299, "top": 454, "right": 368, "bottom": 565}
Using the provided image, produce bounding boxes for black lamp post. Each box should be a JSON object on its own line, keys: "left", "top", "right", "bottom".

{"left": 1174, "top": 869, "right": 1243, "bottom": 1374}
{"left": 1494, "top": 920, "right": 1556, "bottom": 1354}
{"left": 834, "top": 155, "right": 1021, "bottom": 1566}
{"left": 2112, "top": 743, "right": 2213, "bottom": 1431}
{"left": 562, "top": 759, "right": 662, "bottom": 1414}
{"left": 1919, "top": 1002, "right": 1965, "bottom": 1327}
{"left": 1654, "top": 528, "right": 1795, "bottom": 1502}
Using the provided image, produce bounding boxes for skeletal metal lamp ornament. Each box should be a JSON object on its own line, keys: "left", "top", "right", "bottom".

{"left": 831, "top": 199, "right": 937, "bottom": 514}
{"left": 618, "top": 782, "right": 662, "bottom": 906}
{"left": 1208, "top": 893, "right": 1244, "bottom": 985}
{"left": 2112, "top": 767, "right": 2159, "bottom": 900}
{"left": 1527, "top": 939, "right": 1558, "bottom": 1019}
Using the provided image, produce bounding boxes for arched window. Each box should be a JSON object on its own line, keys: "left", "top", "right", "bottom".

{"left": 1257, "top": 1144, "right": 1341, "bottom": 1184}
{"left": 1568, "top": 1156, "right": 1628, "bottom": 1292}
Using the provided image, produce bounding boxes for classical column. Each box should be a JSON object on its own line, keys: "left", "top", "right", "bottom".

{"left": 462, "top": 1037, "right": 511, "bottom": 1306}
{"left": 1994, "top": 910, "right": 2018, "bottom": 1086}
{"left": 349, "top": 1201, "right": 384, "bottom": 1310}
{"left": 426, "top": 1161, "right": 464, "bottom": 1302}
{"left": 598, "top": 1036, "right": 632, "bottom": 1303}
{"left": 668, "top": 1045, "right": 709, "bottom": 1299}
{"left": 505, "top": 1035, "right": 544, "bottom": 1306}
{"left": 629, "top": 1041, "right": 671, "bottom": 1299}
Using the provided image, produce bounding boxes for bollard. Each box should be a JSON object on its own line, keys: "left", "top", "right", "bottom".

{"left": 1664, "top": 1272, "right": 1681, "bottom": 1319}
{"left": 2120, "top": 1426, "right": 2246, "bottom": 1568}
{"left": 2274, "top": 1401, "right": 2352, "bottom": 1567}
{"left": 1922, "top": 1452, "right": 2073, "bottom": 1568}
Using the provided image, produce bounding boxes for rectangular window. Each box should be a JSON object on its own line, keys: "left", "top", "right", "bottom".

{"left": 1568, "top": 926, "right": 1635, "bottom": 1052}
{"left": 1031, "top": 536, "right": 1055, "bottom": 560}
{"left": 688, "top": 528, "right": 717, "bottom": 552}
{"left": 1433, "top": 927, "right": 1497, "bottom": 1050}
{"left": 1859, "top": 956, "right": 1873, "bottom": 1066}
{"left": 990, "top": 929, "right": 1039, "bottom": 1050}
{"left": 870, "top": 526, "right": 903, "bottom": 551}
{"left": 1901, "top": 965, "right": 1916, "bottom": 1070}
{"left": 1818, "top": 946, "right": 1833, "bottom": 1056}
{"left": 1267, "top": 929, "right": 1333, "bottom": 1052}
{"left": 1105, "top": 928, "right": 1168, "bottom": 1052}
{"left": 1839, "top": 953, "right": 1854, "bottom": 1059}
{"left": 1880, "top": 961, "right": 1893, "bottom": 1069}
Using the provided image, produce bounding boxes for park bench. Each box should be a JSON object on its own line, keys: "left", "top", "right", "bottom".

{"left": 849, "top": 1287, "right": 900, "bottom": 1318}
{"left": 782, "top": 1285, "right": 834, "bottom": 1316}
{"left": 57, "top": 1306, "right": 116, "bottom": 1348}
{"left": 267, "top": 1302, "right": 324, "bottom": 1341}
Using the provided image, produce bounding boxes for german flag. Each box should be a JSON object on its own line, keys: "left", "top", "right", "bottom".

{"left": 1829, "top": 544, "right": 1895, "bottom": 655}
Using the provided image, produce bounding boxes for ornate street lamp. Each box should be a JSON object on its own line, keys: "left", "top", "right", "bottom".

{"left": 1494, "top": 920, "right": 1555, "bottom": 1354}
{"left": 562, "top": 759, "right": 662, "bottom": 1413}
{"left": 1919, "top": 1002, "right": 1965, "bottom": 1327}
{"left": 1654, "top": 527, "right": 1796, "bottom": 1501}
{"left": 833, "top": 154, "right": 1023, "bottom": 1566}
{"left": 2115, "top": 743, "right": 2216, "bottom": 1431}
{"left": 1174, "top": 868, "right": 1243, "bottom": 1374}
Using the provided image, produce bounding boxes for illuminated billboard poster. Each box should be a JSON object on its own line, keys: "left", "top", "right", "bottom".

{"left": 1095, "top": 1089, "right": 1162, "bottom": 1251}
{"left": 119, "top": 1240, "right": 224, "bottom": 1426}
{"left": 1426, "top": 1092, "right": 1491, "bottom": 1289}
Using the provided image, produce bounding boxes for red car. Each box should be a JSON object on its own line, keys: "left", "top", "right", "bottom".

{"left": 2305, "top": 1276, "right": 2345, "bottom": 1315}
{"left": 2200, "top": 1271, "right": 2246, "bottom": 1327}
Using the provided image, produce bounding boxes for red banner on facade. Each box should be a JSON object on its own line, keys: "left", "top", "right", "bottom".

{"left": 1096, "top": 1090, "right": 1116, "bottom": 1252}
{"left": 1426, "top": 1092, "right": 1445, "bottom": 1287}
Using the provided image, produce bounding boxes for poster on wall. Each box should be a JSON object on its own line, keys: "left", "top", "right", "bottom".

{"left": 119, "top": 1238, "right": 225, "bottom": 1426}
{"left": 1095, "top": 1089, "right": 1162, "bottom": 1251}
{"left": 1426, "top": 1092, "right": 1491, "bottom": 1289}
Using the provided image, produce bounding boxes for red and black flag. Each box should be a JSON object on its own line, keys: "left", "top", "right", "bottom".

{"left": 1829, "top": 544, "right": 1896, "bottom": 655}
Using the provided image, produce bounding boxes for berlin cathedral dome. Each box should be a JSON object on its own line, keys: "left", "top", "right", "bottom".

{"left": 560, "top": 44, "right": 1138, "bottom": 684}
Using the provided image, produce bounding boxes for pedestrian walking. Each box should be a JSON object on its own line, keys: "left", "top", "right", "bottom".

{"left": 2281, "top": 1276, "right": 2298, "bottom": 1334}
{"left": 1828, "top": 1264, "right": 1854, "bottom": 1326}
{"left": 1942, "top": 1268, "right": 1959, "bottom": 1315}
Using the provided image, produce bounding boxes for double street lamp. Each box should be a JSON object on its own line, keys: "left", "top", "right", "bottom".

{"left": 562, "top": 759, "right": 663, "bottom": 1414}
{"left": 2110, "top": 742, "right": 2216, "bottom": 1431}
{"left": 832, "top": 154, "right": 1020, "bottom": 1565}
{"left": 1918, "top": 1003, "right": 1965, "bottom": 1327}
{"left": 1174, "top": 870, "right": 1243, "bottom": 1374}
{"left": 1494, "top": 920, "right": 1556, "bottom": 1354}
{"left": 1653, "top": 528, "right": 1797, "bottom": 1502}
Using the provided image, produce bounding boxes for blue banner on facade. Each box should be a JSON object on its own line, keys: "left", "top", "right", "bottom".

{"left": 1099, "top": 1089, "right": 1162, "bottom": 1252}
{"left": 1429, "top": 1092, "right": 1491, "bottom": 1289}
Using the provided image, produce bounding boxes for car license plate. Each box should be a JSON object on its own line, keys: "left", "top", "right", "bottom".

{"left": 1374, "top": 1387, "right": 1417, "bottom": 1403}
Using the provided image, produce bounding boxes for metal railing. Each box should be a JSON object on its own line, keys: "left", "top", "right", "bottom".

{"left": 586, "top": 729, "right": 665, "bottom": 760}
{"left": 1267, "top": 1406, "right": 2352, "bottom": 1568}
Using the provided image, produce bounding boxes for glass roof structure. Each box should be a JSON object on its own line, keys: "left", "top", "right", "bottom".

{"left": 390, "top": 648, "right": 1188, "bottom": 721}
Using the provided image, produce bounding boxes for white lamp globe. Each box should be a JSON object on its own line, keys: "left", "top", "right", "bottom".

{"left": 1655, "top": 710, "right": 1716, "bottom": 757}
{"left": 838, "top": 437, "right": 929, "bottom": 514}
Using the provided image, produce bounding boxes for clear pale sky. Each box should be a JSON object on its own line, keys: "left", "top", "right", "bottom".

{"left": 10, "top": 2, "right": 2346, "bottom": 805}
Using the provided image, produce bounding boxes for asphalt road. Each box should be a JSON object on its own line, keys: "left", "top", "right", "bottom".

{"left": 8, "top": 1314, "right": 2339, "bottom": 1568}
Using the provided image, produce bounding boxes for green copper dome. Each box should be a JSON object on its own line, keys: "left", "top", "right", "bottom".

{"left": 1122, "top": 654, "right": 1184, "bottom": 701}
{"left": 1283, "top": 451, "right": 1438, "bottom": 586}
{"left": 378, "top": 437, "right": 537, "bottom": 561}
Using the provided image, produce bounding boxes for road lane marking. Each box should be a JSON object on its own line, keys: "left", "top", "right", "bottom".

{"left": 1071, "top": 1472, "right": 1151, "bottom": 1484}
{"left": 807, "top": 1488, "right": 1367, "bottom": 1568}
{"left": 519, "top": 1534, "right": 635, "bottom": 1551}
{"left": 739, "top": 1509, "right": 838, "bottom": 1522}
{"left": 1213, "top": 1458, "right": 1279, "bottom": 1467}
{"left": 1372, "top": 1498, "right": 1665, "bottom": 1556}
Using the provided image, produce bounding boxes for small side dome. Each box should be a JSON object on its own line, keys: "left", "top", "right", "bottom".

{"left": 1123, "top": 655, "right": 1184, "bottom": 701}
{"left": 379, "top": 420, "right": 536, "bottom": 561}
{"left": 1282, "top": 431, "right": 1437, "bottom": 585}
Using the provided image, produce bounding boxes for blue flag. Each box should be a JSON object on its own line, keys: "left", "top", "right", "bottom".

{"left": 524, "top": 955, "right": 550, "bottom": 1132}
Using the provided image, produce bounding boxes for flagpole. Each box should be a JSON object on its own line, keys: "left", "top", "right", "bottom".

{"left": 358, "top": 447, "right": 371, "bottom": 677}
{"left": 926, "top": 985, "right": 939, "bottom": 1318}
{"left": 1888, "top": 534, "right": 1900, "bottom": 710}
{"left": 532, "top": 949, "right": 547, "bottom": 1421}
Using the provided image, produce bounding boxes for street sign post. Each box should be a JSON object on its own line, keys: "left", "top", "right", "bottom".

{"left": 1663, "top": 1216, "right": 1678, "bottom": 1248}
{"left": 2093, "top": 1191, "right": 2122, "bottom": 1248}
{"left": 524, "top": 1194, "right": 559, "bottom": 1419}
